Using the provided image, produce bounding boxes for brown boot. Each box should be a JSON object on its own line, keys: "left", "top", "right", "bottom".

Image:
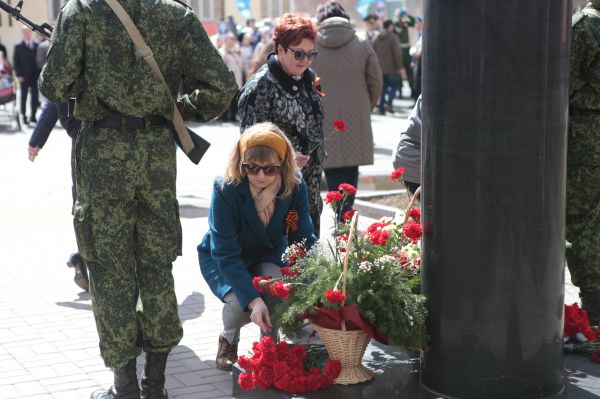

{"left": 215, "top": 334, "right": 238, "bottom": 371}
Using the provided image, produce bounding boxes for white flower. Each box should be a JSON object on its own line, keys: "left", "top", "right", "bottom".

{"left": 358, "top": 261, "right": 373, "bottom": 272}
{"left": 374, "top": 255, "right": 399, "bottom": 268}
{"left": 401, "top": 243, "right": 420, "bottom": 260}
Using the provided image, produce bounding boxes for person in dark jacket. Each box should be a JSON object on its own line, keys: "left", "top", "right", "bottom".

{"left": 373, "top": 19, "right": 404, "bottom": 115}
{"left": 312, "top": 1, "right": 382, "bottom": 217}
{"left": 392, "top": 95, "right": 422, "bottom": 195}
{"left": 13, "top": 26, "right": 39, "bottom": 125}
{"left": 27, "top": 101, "right": 89, "bottom": 291}
{"left": 198, "top": 122, "right": 316, "bottom": 371}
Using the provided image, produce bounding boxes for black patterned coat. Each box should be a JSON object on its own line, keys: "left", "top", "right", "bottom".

{"left": 237, "top": 53, "right": 325, "bottom": 237}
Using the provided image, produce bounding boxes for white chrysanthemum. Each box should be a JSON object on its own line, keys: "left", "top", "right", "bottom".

{"left": 374, "top": 255, "right": 399, "bottom": 268}
{"left": 358, "top": 261, "right": 373, "bottom": 272}
{"left": 401, "top": 243, "right": 420, "bottom": 259}
{"left": 393, "top": 211, "right": 406, "bottom": 225}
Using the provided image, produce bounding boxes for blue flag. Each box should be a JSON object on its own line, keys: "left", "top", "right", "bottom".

{"left": 236, "top": 0, "right": 251, "bottom": 19}
{"left": 356, "top": 0, "right": 374, "bottom": 17}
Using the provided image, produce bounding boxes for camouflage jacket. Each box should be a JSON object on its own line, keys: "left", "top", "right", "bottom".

{"left": 570, "top": 1, "right": 600, "bottom": 111}
{"left": 39, "top": 0, "right": 237, "bottom": 121}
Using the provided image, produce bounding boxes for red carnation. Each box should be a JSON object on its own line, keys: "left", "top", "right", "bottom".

{"left": 332, "top": 119, "right": 347, "bottom": 132}
{"left": 369, "top": 229, "right": 389, "bottom": 246}
{"left": 237, "top": 355, "right": 255, "bottom": 371}
{"left": 238, "top": 372, "right": 255, "bottom": 391}
{"left": 252, "top": 276, "right": 272, "bottom": 293}
{"left": 390, "top": 167, "right": 406, "bottom": 181}
{"left": 403, "top": 221, "right": 423, "bottom": 243}
{"left": 325, "top": 289, "right": 346, "bottom": 304}
{"left": 324, "top": 191, "right": 344, "bottom": 204}
{"left": 271, "top": 281, "right": 291, "bottom": 299}
{"left": 342, "top": 209, "right": 356, "bottom": 221}
{"left": 280, "top": 266, "right": 300, "bottom": 277}
{"left": 408, "top": 208, "right": 421, "bottom": 222}
{"left": 323, "top": 359, "right": 342, "bottom": 382}
{"left": 338, "top": 183, "right": 357, "bottom": 196}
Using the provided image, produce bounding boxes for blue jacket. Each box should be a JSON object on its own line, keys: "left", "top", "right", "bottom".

{"left": 197, "top": 176, "right": 316, "bottom": 310}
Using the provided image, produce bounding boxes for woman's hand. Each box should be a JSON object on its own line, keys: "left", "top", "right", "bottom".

{"left": 295, "top": 152, "right": 310, "bottom": 169}
{"left": 248, "top": 297, "right": 273, "bottom": 334}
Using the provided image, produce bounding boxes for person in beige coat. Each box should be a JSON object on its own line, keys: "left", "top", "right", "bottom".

{"left": 312, "top": 1, "right": 382, "bottom": 217}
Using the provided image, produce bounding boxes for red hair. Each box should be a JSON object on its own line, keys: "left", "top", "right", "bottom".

{"left": 272, "top": 13, "right": 317, "bottom": 51}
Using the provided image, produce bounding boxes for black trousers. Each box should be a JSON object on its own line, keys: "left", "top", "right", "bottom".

{"left": 19, "top": 80, "right": 39, "bottom": 119}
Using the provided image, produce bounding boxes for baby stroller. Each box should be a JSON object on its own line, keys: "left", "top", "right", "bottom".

{"left": 0, "top": 65, "right": 21, "bottom": 131}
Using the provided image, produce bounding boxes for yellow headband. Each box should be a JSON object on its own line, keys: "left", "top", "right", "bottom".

{"left": 239, "top": 131, "right": 287, "bottom": 161}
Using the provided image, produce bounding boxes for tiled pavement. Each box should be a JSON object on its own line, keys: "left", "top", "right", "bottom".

{"left": 0, "top": 99, "right": 582, "bottom": 398}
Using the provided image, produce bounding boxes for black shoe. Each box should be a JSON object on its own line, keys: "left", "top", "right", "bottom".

{"left": 91, "top": 359, "right": 140, "bottom": 399}
{"left": 67, "top": 253, "right": 89, "bottom": 291}
{"left": 30, "top": 117, "right": 37, "bottom": 124}
{"left": 67, "top": 252, "right": 83, "bottom": 268}
{"left": 140, "top": 352, "right": 169, "bottom": 399}
{"left": 74, "top": 265, "right": 89, "bottom": 291}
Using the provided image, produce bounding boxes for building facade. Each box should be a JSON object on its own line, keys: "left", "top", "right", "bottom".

{"left": 0, "top": 0, "right": 424, "bottom": 56}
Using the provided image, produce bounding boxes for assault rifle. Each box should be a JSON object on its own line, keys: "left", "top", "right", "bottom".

{"left": 0, "top": 1, "right": 53, "bottom": 40}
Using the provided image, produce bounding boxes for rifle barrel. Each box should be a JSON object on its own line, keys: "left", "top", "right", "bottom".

{"left": 0, "top": 0, "right": 52, "bottom": 40}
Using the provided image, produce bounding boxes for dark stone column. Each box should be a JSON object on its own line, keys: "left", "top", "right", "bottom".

{"left": 420, "top": 1, "right": 571, "bottom": 398}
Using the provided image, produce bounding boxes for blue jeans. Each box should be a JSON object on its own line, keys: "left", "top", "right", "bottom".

{"left": 379, "top": 74, "right": 400, "bottom": 113}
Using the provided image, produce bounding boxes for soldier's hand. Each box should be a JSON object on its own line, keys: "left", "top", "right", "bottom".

{"left": 248, "top": 297, "right": 272, "bottom": 334}
{"left": 17, "top": 76, "right": 24, "bottom": 83}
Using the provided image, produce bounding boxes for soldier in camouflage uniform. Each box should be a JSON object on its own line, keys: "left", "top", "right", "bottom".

{"left": 39, "top": 1, "right": 237, "bottom": 398}
{"left": 567, "top": 0, "right": 600, "bottom": 324}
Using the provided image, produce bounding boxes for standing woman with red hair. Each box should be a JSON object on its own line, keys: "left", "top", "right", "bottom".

{"left": 237, "top": 13, "right": 325, "bottom": 237}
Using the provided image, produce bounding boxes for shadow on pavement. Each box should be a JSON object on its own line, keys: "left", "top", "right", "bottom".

{"left": 179, "top": 291, "right": 205, "bottom": 323}
{"left": 54, "top": 290, "right": 206, "bottom": 322}
{"left": 179, "top": 204, "right": 208, "bottom": 219}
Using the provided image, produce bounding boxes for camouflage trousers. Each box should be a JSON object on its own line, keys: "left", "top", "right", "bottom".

{"left": 73, "top": 123, "right": 183, "bottom": 369}
{"left": 566, "top": 111, "right": 600, "bottom": 293}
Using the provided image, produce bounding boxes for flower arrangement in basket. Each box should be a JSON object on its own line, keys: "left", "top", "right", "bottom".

{"left": 244, "top": 172, "right": 428, "bottom": 388}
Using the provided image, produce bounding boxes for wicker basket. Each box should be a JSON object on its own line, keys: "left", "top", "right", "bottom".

{"left": 314, "top": 211, "right": 374, "bottom": 385}
{"left": 313, "top": 323, "right": 374, "bottom": 384}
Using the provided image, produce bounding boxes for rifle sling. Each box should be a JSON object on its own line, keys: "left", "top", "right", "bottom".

{"left": 103, "top": 0, "right": 194, "bottom": 154}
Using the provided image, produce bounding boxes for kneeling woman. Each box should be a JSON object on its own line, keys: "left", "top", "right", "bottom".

{"left": 197, "top": 122, "right": 316, "bottom": 371}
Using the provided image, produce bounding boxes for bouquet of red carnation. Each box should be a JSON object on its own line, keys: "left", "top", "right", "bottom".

{"left": 237, "top": 336, "right": 341, "bottom": 393}
{"left": 564, "top": 303, "right": 600, "bottom": 362}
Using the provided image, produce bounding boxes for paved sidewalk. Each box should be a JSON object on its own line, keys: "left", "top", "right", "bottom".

{"left": 0, "top": 96, "right": 581, "bottom": 398}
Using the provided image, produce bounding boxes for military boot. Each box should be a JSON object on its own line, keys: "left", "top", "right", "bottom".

{"left": 215, "top": 334, "right": 238, "bottom": 371}
{"left": 140, "top": 352, "right": 169, "bottom": 399}
{"left": 90, "top": 359, "right": 139, "bottom": 399}
{"left": 581, "top": 291, "right": 600, "bottom": 326}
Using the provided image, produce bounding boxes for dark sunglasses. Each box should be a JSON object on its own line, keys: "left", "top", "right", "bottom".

{"left": 243, "top": 163, "right": 281, "bottom": 176}
{"left": 286, "top": 47, "right": 319, "bottom": 61}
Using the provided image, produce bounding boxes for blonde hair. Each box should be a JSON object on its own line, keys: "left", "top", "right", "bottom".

{"left": 224, "top": 122, "right": 300, "bottom": 199}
